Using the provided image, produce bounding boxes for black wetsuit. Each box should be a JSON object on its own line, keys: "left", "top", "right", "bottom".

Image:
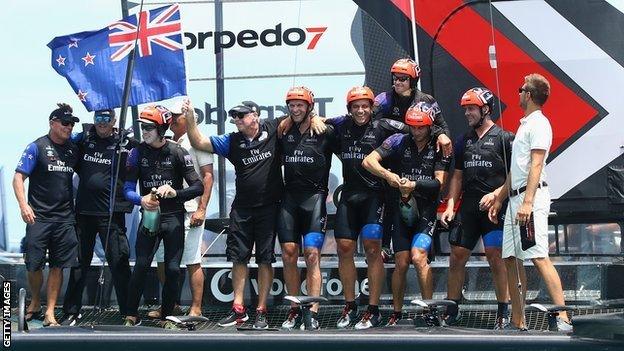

{"left": 124, "top": 140, "right": 203, "bottom": 320}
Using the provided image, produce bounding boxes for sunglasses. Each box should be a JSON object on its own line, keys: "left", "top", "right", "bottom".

{"left": 518, "top": 87, "right": 528, "bottom": 93}
{"left": 140, "top": 123, "right": 157, "bottom": 131}
{"left": 229, "top": 111, "right": 247, "bottom": 120}
{"left": 393, "top": 75, "right": 410, "bottom": 82}
{"left": 94, "top": 115, "right": 112, "bottom": 124}
{"left": 54, "top": 118, "right": 75, "bottom": 127}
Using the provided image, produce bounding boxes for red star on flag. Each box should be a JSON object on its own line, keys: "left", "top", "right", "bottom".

{"left": 56, "top": 55, "right": 66, "bottom": 66}
{"left": 68, "top": 40, "right": 78, "bottom": 48}
{"left": 82, "top": 52, "right": 96, "bottom": 66}
{"left": 77, "top": 90, "right": 88, "bottom": 102}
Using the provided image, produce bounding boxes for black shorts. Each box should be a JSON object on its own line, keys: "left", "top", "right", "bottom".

{"left": 227, "top": 203, "right": 278, "bottom": 264}
{"left": 24, "top": 220, "right": 78, "bottom": 271}
{"left": 390, "top": 197, "right": 437, "bottom": 253}
{"left": 334, "top": 190, "right": 384, "bottom": 241}
{"left": 450, "top": 197, "right": 506, "bottom": 250}
{"left": 277, "top": 192, "right": 327, "bottom": 245}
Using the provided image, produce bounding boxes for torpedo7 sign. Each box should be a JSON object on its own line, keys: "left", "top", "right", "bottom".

{"left": 185, "top": 24, "right": 328, "bottom": 52}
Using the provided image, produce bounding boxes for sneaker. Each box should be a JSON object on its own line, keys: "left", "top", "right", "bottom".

{"left": 253, "top": 310, "right": 269, "bottom": 329}
{"left": 381, "top": 247, "right": 395, "bottom": 264}
{"left": 162, "top": 321, "right": 181, "bottom": 330}
{"left": 123, "top": 318, "right": 142, "bottom": 327}
{"left": 354, "top": 311, "right": 382, "bottom": 330}
{"left": 442, "top": 311, "right": 462, "bottom": 327}
{"left": 501, "top": 322, "right": 528, "bottom": 331}
{"left": 282, "top": 307, "right": 302, "bottom": 329}
{"left": 299, "top": 316, "right": 320, "bottom": 331}
{"left": 218, "top": 309, "right": 249, "bottom": 327}
{"left": 494, "top": 315, "right": 510, "bottom": 330}
{"left": 554, "top": 317, "right": 573, "bottom": 332}
{"left": 60, "top": 313, "right": 82, "bottom": 326}
{"left": 336, "top": 303, "right": 358, "bottom": 328}
{"left": 386, "top": 311, "right": 402, "bottom": 326}
{"left": 422, "top": 312, "right": 440, "bottom": 327}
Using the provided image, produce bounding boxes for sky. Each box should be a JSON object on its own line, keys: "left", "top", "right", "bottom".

{"left": 0, "top": 1, "right": 121, "bottom": 251}
{"left": 0, "top": 0, "right": 364, "bottom": 251}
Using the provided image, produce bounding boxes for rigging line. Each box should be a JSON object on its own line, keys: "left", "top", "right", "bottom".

{"left": 292, "top": 0, "right": 303, "bottom": 87}
{"left": 487, "top": 0, "right": 526, "bottom": 326}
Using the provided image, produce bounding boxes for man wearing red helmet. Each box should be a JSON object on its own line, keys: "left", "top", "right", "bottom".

{"left": 122, "top": 105, "right": 204, "bottom": 328}
{"left": 363, "top": 102, "right": 450, "bottom": 326}
{"left": 374, "top": 58, "right": 453, "bottom": 261}
{"left": 278, "top": 87, "right": 337, "bottom": 330}
{"left": 440, "top": 87, "right": 513, "bottom": 329}
{"left": 329, "top": 86, "right": 409, "bottom": 329}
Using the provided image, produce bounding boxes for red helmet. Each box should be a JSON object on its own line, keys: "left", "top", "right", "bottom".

{"left": 405, "top": 102, "right": 434, "bottom": 127}
{"left": 391, "top": 58, "right": 420, "bottom": 79}
{"left": 460, "top": 87, "right": 494, "bottom": 109}
{"left": 285, "top": 86, "right": 314, "bottom": 105}
{"left": 138, "top": 105, "right": 172, "bottom": 125}
{"left": 346, "top": 86, "right": 375, "bottom": 106}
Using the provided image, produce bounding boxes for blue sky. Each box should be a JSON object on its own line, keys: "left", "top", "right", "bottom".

{"left": 0, "top": 1, "right": 120, "bottom": 251}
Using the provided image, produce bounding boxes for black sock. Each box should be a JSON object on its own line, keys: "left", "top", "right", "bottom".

{"left": 445, "top": 299, "right": 461, "bottom": 316}
{"left": 311, "top": 311, "right": 318, "bottom": 319}
{"left": 497, "top": 302, "right": 509, "bottom": 317}
{"left": 346, "top": 301, "right": 357, "bottom": 310}
{"left": 367, "top": 305, "right": 380, "bottom": 315}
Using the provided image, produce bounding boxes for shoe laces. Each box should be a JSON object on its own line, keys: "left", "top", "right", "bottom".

{"left": 359, "top": 311, "right": 372, "bottom": 323}
{"left": 286, "top": 308, "right": 299, "bottom": 321}
{"left": 340, "top": 304, "right": 353, "bottom": 318}
{"left": 388, "top": 312, "right": 401, "bottom": 324}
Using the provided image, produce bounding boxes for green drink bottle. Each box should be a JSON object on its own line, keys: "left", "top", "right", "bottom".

{"left": 142, "top": 188, "right": 161, "bottom": 236}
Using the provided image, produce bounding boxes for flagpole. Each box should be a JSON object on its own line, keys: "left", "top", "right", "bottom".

{"left": 121, "top": 0, "right": 141, "bottom": 141}
{"left": 408, "top": 0, "right": 422, "bottom": 91}
{"left": 215, "top": 0, "right": 227, "bottom": 218}
{"left": 119, "top": 0, "right": 140, "bottom": 134}
{"left": 94, "top": 0, "right": 145, "bottom": 313}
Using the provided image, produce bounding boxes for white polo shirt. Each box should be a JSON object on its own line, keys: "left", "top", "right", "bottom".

{"left": 509, "top": 110, "right": 552, "bottom": 191}
{"left": 178, "top": 133, "right": 213, "bottom": 213}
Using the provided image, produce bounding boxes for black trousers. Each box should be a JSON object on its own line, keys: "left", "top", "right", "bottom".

{"left": 63, "top": 213, "right": 131, "bottom": 315}
{"left": 126, "top": 212, "right": 184, "bottom": 320}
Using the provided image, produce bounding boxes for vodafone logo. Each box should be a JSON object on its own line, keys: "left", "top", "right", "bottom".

{"left": 185, "top": 23, "right": 327, "bottom": 52}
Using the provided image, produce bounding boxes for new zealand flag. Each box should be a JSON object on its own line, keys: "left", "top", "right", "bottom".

{"left": 47, "top": 4, "right": 187, "bottom": 111}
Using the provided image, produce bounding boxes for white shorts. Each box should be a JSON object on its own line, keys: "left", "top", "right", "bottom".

{"left": 154, "top": 212, "right": 204, "bottom": 266}
{"left": 502, "top": 187, "right": 550, "bottom": 260}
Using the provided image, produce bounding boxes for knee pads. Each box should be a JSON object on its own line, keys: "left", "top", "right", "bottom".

{"left": 483, "top": 230, "right": 503, "bottom": 248}
{"left": 411, "top": 233, "right": 432, "bottom": 251}
{"left": 360, "top": 224, "right": 383, "bottom": 240}
{"left": 303, "top": 232, "right": 325, "bottom": 249}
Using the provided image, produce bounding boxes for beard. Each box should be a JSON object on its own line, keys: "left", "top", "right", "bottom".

{"left": 143, "top": 130, "right": 160, "bottom": 145}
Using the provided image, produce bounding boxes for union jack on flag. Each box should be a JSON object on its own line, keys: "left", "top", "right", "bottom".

{"left": 109, "top": 4, "right": 182, "bottom": 61}
{"left": 47, "top": 4, "right": 187, "bottom": 112}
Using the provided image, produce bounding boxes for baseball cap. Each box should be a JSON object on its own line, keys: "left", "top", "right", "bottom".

{"left": 228, "top": 101, "right": 260, "bottom": 117}
{"left": 49, "top": 107, "right": 79, "bottom": 123}
{"left": 94, "top": 109, "right": 115, "bottom": 119}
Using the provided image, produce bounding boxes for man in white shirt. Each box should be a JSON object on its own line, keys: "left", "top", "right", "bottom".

{"left": 488, "top": 73, "right": 571, "bottom": 331}
{"left": 150, "top": 100, "right": 214, "bottom": 318}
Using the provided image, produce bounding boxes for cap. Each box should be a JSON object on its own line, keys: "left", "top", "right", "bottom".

{"left": 94, "top": 109, "right": 115, "bottom": 118}
{"left": 228, "top": 101, "right": 260, "bottom": 117}
{"left": 49, "top": 108, "right": 79, "bottom": 123}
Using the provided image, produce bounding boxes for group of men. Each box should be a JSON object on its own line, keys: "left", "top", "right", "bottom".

{"left": 14, "top": 57, "right": 571, "bottom": 332}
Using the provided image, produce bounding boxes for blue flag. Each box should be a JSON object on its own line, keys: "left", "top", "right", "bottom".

{"left": 48, "top": 4, "right": 187, "bottom": 112}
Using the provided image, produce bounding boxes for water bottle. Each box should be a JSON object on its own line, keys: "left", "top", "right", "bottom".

{"left": 141, "top": 188, "right": 161, "bottom": 236}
